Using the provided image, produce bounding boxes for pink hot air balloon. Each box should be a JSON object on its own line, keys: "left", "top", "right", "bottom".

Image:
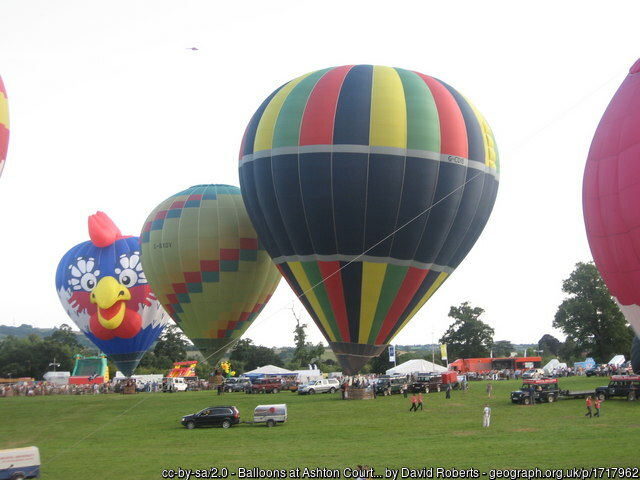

{"left": 0, "top": 74, "right": 9, "bottom": 178}
{"left": 583, "top": 58, "right": 640, "bottom": 336}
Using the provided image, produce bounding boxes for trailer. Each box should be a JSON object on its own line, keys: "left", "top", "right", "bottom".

{"left": 0, "top": 446, "right": 40, "bottom": 479}
{"left": 243, "top": 404, "right": 288, "bottom": 427}
{"left": 559, "top": 389, "right": 595, "bottom": 399}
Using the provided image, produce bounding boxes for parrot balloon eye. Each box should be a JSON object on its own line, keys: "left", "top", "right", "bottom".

{"left": 82, "top": 274, "right": 97, "bottom": 291}
{"left": 69, "top": 257, "right": 100, "bottom": 292}
{"left": 56, "top": 211, "right": 170, "bottom": 377}
{"left": 115, "top": 253, "right": 142, "bottom": 287}
{"left": 118, "top": 271, "right": 137, "bottom": 287}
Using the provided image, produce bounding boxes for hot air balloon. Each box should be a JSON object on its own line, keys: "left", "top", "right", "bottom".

{"left": 0, "top": 74, "right": 9, "bottom": 178}
{"left": 55, "top": 212, "right": 170, "bottom": 376}
{"left": 140, "top": 184, "right": 281, "bottom": 364}
{"left": 239, "top": 65, "right": 500, "bottom": 374}
{"left": 583, "top": 58, "right": 640, "bottom": 371}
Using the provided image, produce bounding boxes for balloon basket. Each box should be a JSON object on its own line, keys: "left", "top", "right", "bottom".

{"left": 345, "top": 388, "right": 375, "bottom": 400}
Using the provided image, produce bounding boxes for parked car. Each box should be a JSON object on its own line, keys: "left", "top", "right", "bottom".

{"left": 375, "top": 375, "right": 405, "bottom": 395}
{"left": 297, "top": 378, "right": 340, "bottom": 395}
{"left": 249, "top": 377, "right": 283, "bottom": 394}
{"left": 521, "top": 368, "right": 545, "bottom": 380}
{"left": 511, "top": 379, "right": 560, "bottom": 404}
{"left": 223, "top": 377, "right": 252, "bottom": 393}
{"left": 595, "top": 375, "right": 640, "bottom": 401}
{"left": 181, "top": 406, "right": 240, "bottom": 429}
{"left": 410, "top": 373, "right": 442, "bottom": 393}
{"left": 162, "top": 377, "right": 189, "bottom": 392}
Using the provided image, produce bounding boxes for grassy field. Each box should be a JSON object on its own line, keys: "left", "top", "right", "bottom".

{"left": 1, "top": 376, "right": 638, "bottom": 479}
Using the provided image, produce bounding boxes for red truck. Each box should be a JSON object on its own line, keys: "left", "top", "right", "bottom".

{"left": 448, "top": 356, "right": 542, "bottom": 374}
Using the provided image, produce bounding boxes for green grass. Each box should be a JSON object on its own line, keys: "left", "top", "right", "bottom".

{"left": 1, "top": 377, "right": 638, "bottom": 479}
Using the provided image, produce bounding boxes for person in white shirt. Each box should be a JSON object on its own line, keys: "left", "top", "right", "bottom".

{"left": 483, "top": 404, "right": 491, "bottom": 427}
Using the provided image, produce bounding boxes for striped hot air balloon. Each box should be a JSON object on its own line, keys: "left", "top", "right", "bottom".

{"left": 239, "top": 65, "right": 500, "bottom": 374}
{"left": 140, "top": 184, "right": 281, "bottom": 364}
{"left": 0, "top": 75, "right": 9, "bottom": 178}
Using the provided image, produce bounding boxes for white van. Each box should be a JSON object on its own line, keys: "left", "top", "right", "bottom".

{"left": 0, "top": 446, "right": 40, "bottom": 479}
{"left": 162, "top": 377, "right": 188, "bottom": 392}
{"left": 43, "top": 371, "right": 70, "bottom": 385}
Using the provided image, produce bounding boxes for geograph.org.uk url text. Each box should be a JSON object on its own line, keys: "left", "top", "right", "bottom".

{"left": 160, "top": 466, "right": 640, "bottom": 480}
{"left": 386, "top": 467, "right": 640, "bottom": 480}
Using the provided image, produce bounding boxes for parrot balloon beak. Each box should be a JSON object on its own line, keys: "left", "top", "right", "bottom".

{"left": 90, "top": 276, "right": 131, "bottom": 330}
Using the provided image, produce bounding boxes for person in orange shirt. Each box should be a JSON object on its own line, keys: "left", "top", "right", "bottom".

{"left": 409, "top": 393, "right": 417, "bottom": 411}
{"left": 417, "top": 393, "right": 424, "bottom": 410}
{"left": 585, "top": 396, "right": 593, "bottom": 417}
{"left": 594, "top": 397, "right": 601, "bottom": 417}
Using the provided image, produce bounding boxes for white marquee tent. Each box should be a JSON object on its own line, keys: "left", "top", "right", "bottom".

{"left": 385, "top": 359, "right": 447, "bottom": 376}
{"left": 243, "top": 365, "right": 295, "bottom": 376}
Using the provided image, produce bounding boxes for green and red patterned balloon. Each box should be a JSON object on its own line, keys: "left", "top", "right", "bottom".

{"left": 140, "top": 184, "right": 281, "bottom": 364}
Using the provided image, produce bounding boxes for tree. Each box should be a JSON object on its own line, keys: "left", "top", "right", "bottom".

{"left": 553, "top": 262, "right": 634, "bottom": 362}
{"left": 291, "top": 310, "right": 325, "bottom": 368}
{"left": 439, "top": 302, "right": 494, "bottom": 360}
{"left": 0, "top": 332, "right": 78, "bottom": 379}
{"left": 153, "top": 324, "right": 189, "bottom": 362}
{"left": 368, "top": 346, "right": 392, "bottom": 374}
{"left": 538, "top": 334, "right": 561, "bottom": 357}
{"left": 492, "top": 340, "right": 515, "bottom": 358}
{"left": 48, "top": 324, "right": 83, "bottom": 352}
{"left": 229, "top": 338, "right": 283, "bottom": 372}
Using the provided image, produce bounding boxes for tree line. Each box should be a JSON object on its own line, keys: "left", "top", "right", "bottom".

{"left": 1, "top": 261, "right": 635, "bottom": 379}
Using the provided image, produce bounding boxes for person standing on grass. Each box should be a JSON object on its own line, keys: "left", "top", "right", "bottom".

{"left": 486, "top": 382, "right": 493, "bottom": 398}
{"left": 594, "top": 397, "right": 601, "bottom": 417}
{"left": 409, "top": 393, "right": 417, "bottom": 411}
{"left": 483, "top": 404, "right": 491, "bottom": 427}
{"left": 585, "top": 396, "right": 593, "bottom": 417}
{"left": 417, "top": 393, "right": 423, "bottom": 410}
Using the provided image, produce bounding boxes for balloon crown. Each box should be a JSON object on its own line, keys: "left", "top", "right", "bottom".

{"left": 88, "top": 211, "right": 127, "bottom": 247}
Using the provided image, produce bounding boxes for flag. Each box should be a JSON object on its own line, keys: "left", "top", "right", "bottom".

{"left": 388, "top": 345, "right": 396, "bottom": 363}
{"left": 440, "top": 344, "right": 448, "bottom": 362}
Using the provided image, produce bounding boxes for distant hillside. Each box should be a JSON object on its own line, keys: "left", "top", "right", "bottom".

{"left": 0, "top": 324, "right": 95, "bottom": 349}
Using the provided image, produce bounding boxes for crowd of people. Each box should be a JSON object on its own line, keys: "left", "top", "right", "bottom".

{"left": 0, "top": 377, "right": 217, "bottom": 397}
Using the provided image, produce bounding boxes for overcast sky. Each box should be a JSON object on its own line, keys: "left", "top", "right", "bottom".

{"left": 1, "top": 1, "right": 639, "bottom": 349}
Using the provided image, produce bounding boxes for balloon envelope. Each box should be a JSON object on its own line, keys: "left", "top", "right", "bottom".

{"left": 239, "top": 65, "right": 500, "bottom": 374}
{"left": 140, "top": 184, "right": 281, "bottom": 364}
{"left": 583, "top": 58, "right": 640, "bottom": 337}
{"left": 0, "top": 75, "right": 9, "bottom": 178}
{"left": 55, "top": 212, "right": 170, "bottom": 376}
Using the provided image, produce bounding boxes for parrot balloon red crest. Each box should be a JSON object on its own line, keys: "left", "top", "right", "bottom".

{"left": 88, "top": 211, "right": 126, "bottom": 247}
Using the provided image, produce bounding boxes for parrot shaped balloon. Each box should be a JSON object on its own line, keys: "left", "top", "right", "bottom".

{"left": 56, "top": 212, "right": 170, "bottom": 376}
{"left": 239, "top": 65, "right": 500, "bottom": 374}
{"left": 583, "top": 58, "right": 640, "bottom": 371}
{"left": 0, "top": 74, "right": 9, "bottom": 178}
{"left": 140, "top": 184, "right": 281, "bottom": 364}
